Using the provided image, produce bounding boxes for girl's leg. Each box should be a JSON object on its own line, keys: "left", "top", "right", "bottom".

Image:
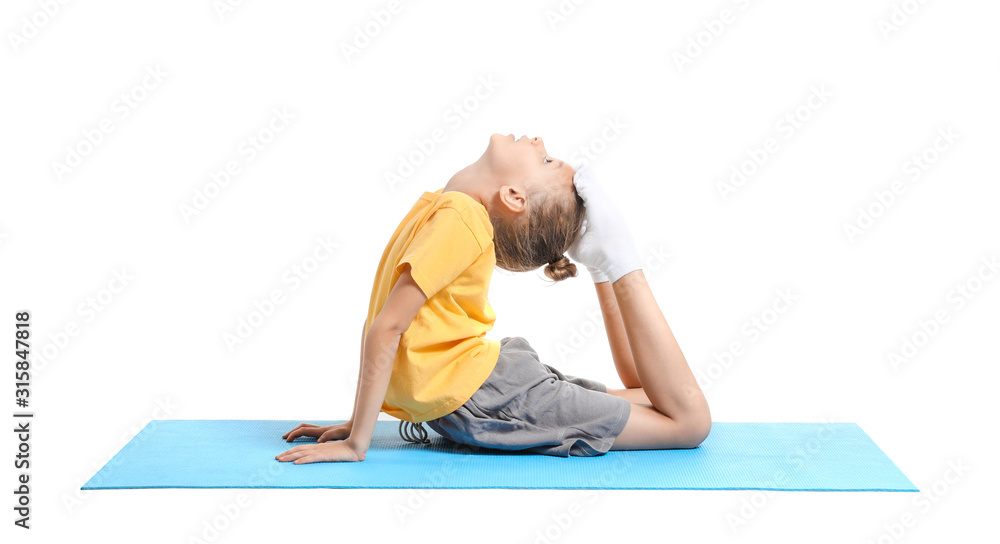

{"left": 595, "top": 279, "right": 655, "bottom": 405}
{"left": 594, "top": 280, "right": 642, "bottom": 389}
{"left": 606, "top": 270, "right": 711, "bottom": 449}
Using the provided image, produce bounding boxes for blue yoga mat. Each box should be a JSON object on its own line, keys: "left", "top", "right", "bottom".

{"left": 82, "top": 420, "right": 917, "bottom": 491}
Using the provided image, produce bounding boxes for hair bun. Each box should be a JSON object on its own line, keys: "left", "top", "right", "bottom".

{"left": 543, "top": 255, "right": 578, "bottom": 282}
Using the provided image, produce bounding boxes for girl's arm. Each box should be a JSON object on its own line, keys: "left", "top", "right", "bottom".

{"left": 344, "top": 265, "right": 427, "bottom": 460}
{"left": 276, "top": 267, "right": 426, "bottom": 463}
{"left": 344, "top": 320, "right": 366, "bottom": 428}
{"left": 280, "top": 321, "right": 366, "bottom": 444}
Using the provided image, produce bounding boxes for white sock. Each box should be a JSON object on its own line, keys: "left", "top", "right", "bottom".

{"left": 568, "top": 165, "right": 642, "bottom": 284}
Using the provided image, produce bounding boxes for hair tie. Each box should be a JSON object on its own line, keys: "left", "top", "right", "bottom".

{"left": 548, "top": 256, "right": 563, "bottom": 266}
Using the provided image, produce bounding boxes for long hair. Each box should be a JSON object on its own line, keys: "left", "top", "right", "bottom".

{"left": 489, "top": 186, "right": 586, "bottom": 282}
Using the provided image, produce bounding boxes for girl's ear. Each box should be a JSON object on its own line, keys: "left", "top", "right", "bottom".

{"left": 498, "top": 185, "right": 526, "bottom": 214}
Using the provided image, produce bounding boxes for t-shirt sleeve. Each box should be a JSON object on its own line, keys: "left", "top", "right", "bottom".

{"left": 395, "top": 206, "right": 486, "bottom": 299}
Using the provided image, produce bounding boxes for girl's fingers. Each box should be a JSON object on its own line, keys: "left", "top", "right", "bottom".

{"left": 282, "top": 423, "right": 317, "bottom": 439}
{"left": 276, "top": 447, "right": 310, "bottom": 461}
{"left": 286, "top": 428, "right": 318, "bottom": 442}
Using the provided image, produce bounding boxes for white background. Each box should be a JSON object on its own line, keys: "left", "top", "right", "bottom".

{"left": 2, "top": 0, "right": 998, "bottom": 542}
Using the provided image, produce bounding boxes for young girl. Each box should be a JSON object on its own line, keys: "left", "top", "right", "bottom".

{"left": 276, "top": 133, "right": 711, "bottom": 463}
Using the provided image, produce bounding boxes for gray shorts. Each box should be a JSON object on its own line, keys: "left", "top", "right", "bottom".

{"left": 421, "top": 336, "right": 631, "bottom": 457}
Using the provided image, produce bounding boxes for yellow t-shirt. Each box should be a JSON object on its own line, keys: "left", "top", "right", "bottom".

{"left": 365, "top": 188, "right": 501, "bottom": 423}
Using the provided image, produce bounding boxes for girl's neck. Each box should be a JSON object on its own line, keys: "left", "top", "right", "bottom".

{"left": 444, "top": 163, "right": 492, "bottom": 208}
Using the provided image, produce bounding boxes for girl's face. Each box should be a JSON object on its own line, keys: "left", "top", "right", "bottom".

{"left": 485, "top": 133, "right": 575, "bottom": 195}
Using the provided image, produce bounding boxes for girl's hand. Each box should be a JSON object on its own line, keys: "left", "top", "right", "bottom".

{"left": 282, "top": 421, "right": 353, "bottom": 443}
{"left": 275, "top": 440, "right": 363, "bottom": 464}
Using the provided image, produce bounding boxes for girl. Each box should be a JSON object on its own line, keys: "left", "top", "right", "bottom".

{"left": 276, "top": 133, "right": 711, "bottom": 463}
